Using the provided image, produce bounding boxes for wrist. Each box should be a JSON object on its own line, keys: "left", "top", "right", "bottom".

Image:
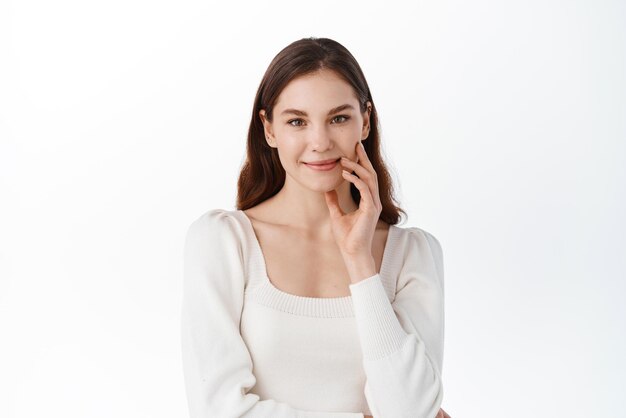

{"left": 343, "top": 254, "right": 377, "bottom": 284}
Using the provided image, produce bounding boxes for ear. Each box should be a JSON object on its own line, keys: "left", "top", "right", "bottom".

{"left": 361, "top": 101, "right": 372, "bottom": 140}
{"left": 259, "top": 109, "right": 276, "bottom": 148}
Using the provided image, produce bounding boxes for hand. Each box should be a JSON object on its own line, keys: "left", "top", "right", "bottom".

{"left": 436, "top": 407, "right": 452, "bottom": 418}
{"left": 364, "top": 407, "right": 450, "bottom": 418}
{"left": 324, "top": 141, "right": 382, "bottom": 258}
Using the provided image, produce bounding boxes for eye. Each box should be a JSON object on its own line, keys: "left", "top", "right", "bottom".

{"left": 287, "top": 118, "right": 305, "bottom": 127}
{"left": 331, "top": 115, "right": 350, "bottom": 124}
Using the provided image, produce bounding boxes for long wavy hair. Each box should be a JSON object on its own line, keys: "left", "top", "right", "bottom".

{"left": 236, "top": 37, "right": 407, "bottom": 225}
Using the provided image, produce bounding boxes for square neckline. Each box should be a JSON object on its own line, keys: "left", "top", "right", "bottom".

{"left": 235, "top": 209, "right": 397, "bottom": 301}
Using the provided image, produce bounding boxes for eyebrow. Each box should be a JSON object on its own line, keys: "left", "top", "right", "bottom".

{"left": 280, "top": 103, "right": 355, "bottom": 117}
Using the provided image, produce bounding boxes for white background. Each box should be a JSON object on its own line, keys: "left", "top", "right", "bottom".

{"left": 1, "top": 0, "right": 625, "bottom": 417}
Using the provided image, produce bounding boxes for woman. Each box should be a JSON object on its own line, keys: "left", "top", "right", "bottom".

{"left": 181, "top": 37, "right": 451, "bottom": 418}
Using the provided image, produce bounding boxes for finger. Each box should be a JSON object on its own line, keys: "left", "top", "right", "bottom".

{"left": 324, "top": 189, "right": 344, "bottom": 219}
{"left": 341, "top": 169, "right": 376, "bottom": 212}
{"left": 340, "top": 156, "right": 380, "bottom": 210}
{"left": 341, "top": 154, "right": 381, "bottom": 211}
{"left": 356, "top": 141, "right": 375, "bottom": 173}
{"left": 340, "top": 156, "right": 373, "bottom": 184}
{"left": 354, "top": 141, "right": 380, "bottom": 196}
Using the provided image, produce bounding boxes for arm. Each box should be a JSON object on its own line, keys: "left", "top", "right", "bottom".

{"left": 181, "top": 209, "right": 365, "bottom": 418}
{"left": 347, "top": 228, "right": 445, "bottom": 418}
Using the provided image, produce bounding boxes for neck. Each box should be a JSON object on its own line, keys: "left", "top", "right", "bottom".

{"left": 269, "top": 176, "right": 358, "bottom": 233}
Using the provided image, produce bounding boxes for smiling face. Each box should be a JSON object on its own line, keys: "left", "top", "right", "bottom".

{"left": 259, "top": 68, "right": 371, "bottom": 193}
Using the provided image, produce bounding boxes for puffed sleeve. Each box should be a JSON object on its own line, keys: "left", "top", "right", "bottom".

{"left": 181, "top": 209, "right": 366, "bottom": 418}
{"left": 348, "top": 227, "right": 445, "bottom": 418}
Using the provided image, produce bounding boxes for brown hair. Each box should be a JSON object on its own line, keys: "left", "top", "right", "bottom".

{"left": 236, "top": 36, "right": 407, "bottom": 225}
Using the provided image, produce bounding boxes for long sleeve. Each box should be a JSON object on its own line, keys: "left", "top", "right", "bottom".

{"left": 181, "top": 209, "right": 365, "bottom": 418}
{"left": 348, "top": 227, "right": 445, "bottom": 418}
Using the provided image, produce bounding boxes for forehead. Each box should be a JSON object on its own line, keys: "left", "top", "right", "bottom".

{"left": 274, "top": 69, "right": 359, "bottom": 111}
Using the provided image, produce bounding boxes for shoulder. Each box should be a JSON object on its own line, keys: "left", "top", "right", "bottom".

{"left": 395, "top": 225, "right": 444, "bottom": 286}
{"left": 184, "top": 208, "right": 243, "bottom": 248}
{"left": 408, "top": 227, "right": 443, "bottom": 262}
{"left": 187, "top": 208, "right": 240, "bottom": 231}
{"left": 392, "top": 224, "right": 443, "bottom": 251}
{"left": 182, "top": 209, "right": 248, "bottom": 287}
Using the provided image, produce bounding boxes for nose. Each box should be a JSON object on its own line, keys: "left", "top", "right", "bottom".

{"left": 309, "top": 125, "right": 333, "bottom": 152}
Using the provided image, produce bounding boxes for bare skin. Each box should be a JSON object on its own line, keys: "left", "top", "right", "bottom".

{"left": 365, "top": 408, "right": 451, "bottom": 418}
{"left": 253, "top": 68, "right": 390, "bottom": 295}
{"left": 243, "top": 201, "right": 389, "bottom": 298}
{"left": 255, "top": 68, "right": 449, "bottom": 416}
{"left": 437, "top": 408, "right": 452, "bottom": 418}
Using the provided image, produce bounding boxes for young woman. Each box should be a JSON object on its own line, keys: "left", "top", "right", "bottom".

{"left": 181, "top": 37, "right": 451, "bottom": 418}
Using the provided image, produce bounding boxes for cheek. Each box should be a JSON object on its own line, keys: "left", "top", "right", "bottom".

{"left": 275, "top": 141, "right": 303, "bottom": 165}
{"left": 345, "top": 140, "right": 361, "bottom": 161}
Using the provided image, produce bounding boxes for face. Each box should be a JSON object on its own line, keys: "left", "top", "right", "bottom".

{"left": 259, "top": 68, "right": 372, "bottom": 193}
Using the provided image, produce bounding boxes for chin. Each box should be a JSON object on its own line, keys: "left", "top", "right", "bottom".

{"left": 289, "top": 168, "right": 345, "bottom": 192}
{"left": 308, "top": 178, "right": 346, "bottom": 193}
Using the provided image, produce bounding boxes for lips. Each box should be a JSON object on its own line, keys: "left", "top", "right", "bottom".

{"left": 304, "top": 158, "right": 340, "bottom": 171}
{"left": 305, "top": 158, "right": 340, "bottom": 165}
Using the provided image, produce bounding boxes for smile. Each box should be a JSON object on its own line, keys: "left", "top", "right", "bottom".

{"left": 303, "top": 159, "right": 340, "bottom": 171}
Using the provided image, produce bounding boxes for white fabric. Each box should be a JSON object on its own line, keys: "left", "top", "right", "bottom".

{"left": 181, "top": 208, "right": 445, "bottom": 418}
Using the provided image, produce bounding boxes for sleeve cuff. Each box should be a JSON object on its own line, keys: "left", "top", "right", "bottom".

{"left": 349, "top": 273, "right": 409, "bottom": 361}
